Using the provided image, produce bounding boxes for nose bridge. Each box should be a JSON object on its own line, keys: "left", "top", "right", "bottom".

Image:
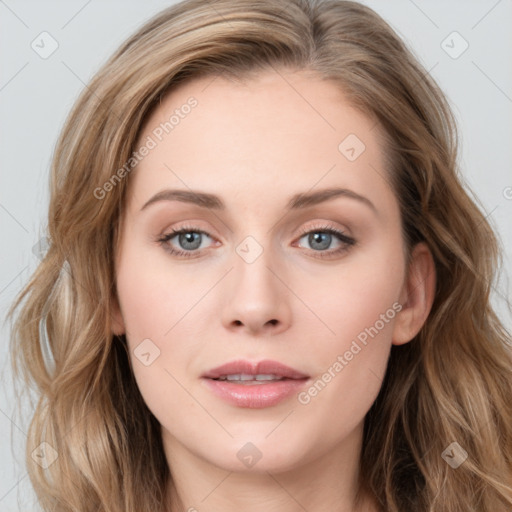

{"left": 220, "top": 231, "right": 291, "bottom": 334}
{"left": 233, "top": 232, "right": 280, "bottom": 300}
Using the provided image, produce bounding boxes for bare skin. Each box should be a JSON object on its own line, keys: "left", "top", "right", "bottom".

{"left": 111, "top": 68, "right": 436, "bottom": 512}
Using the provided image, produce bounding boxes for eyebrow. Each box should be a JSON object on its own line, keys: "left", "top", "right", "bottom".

{"left": 140, "top": 187, "right": 377, "bottom": 214}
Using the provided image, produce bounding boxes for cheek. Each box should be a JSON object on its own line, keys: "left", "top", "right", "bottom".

{"left": 115, "top": 244, "right": 203, "bottom": 341}
{"left": 299, "top": 270, "right": 398, "bottom": 404}
{"left": 114, "top": 241, "right": 216, "bottom": 413}
{"left": 291, "top": 242, "right": 403, "bottom": 430}
{"left": 294, "top": 239, "right": 404, "bottom": 351}
{"left": 115, "top": 261, "right": 193, "bottom": 426}
{"left": 293, "top": 312, "right": 396, "bottom": 458}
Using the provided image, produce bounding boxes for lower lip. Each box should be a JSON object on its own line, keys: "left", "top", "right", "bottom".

{"left": 202, "top": 377, "right": 309, "bottom": 408}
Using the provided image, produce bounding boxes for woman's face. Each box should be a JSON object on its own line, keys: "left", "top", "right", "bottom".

{"left": 112, "top": 69, "right": 433, "bottom": 474}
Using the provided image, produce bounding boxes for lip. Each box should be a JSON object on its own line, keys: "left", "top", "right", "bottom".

{"left": 201, "top": 359, "right": 310, "bottom": 409}
{"left": 201, "top": 359, "right": 309, "bottom": 380}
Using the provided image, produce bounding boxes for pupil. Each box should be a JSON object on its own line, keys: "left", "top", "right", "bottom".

{"left": 180, "top": 232, "right": 201, "bottom": 250}
{"left": 310, "top": 232, "right": 330, "bottom": 250}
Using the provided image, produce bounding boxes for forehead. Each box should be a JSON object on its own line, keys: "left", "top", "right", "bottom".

{"left": 125, "top": 69, "right": 391, "bottom": 217}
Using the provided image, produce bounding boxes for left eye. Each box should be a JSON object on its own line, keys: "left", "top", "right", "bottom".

{"left": 158, "top": 227, "right": 213, "bottom": 257}
{"left": 294, "top": 225, "right": 356, "bottom": 257}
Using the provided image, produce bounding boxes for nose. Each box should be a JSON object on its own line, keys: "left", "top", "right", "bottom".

{"left": 221, "top": 245, "right": 292, "bottom": 336}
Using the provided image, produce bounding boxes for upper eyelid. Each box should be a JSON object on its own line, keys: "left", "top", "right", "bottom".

{"left": 163, "top": 222, "right": 349, "bottom": 237}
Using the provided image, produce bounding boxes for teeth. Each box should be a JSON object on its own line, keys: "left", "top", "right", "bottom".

{"left": 218, "top": 374, "right": 284, "bottom": 381}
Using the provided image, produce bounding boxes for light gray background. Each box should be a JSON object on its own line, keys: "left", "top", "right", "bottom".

{"left": 1, "top": 1, "right": 511, "bottom": 510}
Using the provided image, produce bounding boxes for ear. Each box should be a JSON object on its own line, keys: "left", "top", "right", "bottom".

{"left": 110, "top": 291, "right": 126, "bottom": 336}
{"left": 392, "top": 241, "right": 436, "bottom": 345}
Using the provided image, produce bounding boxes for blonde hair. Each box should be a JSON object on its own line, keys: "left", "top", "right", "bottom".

{"left": 7, "top": 0, "right": 512, "bottom": 511}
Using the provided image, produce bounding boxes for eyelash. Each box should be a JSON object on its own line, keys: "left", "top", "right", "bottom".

{"left": 157, "top": 223, "right": 356, "bottom": 260}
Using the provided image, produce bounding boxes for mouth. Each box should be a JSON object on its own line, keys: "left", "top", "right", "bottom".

{"left": 211, "top": 373, "right": 297, "bottom": 384}
{"left": 201, "top": 359, "right": 310, "bottom": 408}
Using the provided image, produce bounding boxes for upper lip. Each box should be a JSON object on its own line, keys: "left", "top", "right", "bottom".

{"left": 202, "top": 359, "right": 309, "bottom": 380}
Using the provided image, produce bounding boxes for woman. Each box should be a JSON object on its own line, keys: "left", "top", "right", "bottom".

{"left": 8, "top": 0, "right": 512, "bottom": 510}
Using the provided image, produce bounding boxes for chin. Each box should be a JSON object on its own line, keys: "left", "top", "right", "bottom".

{"left": 201, "top": 433, "right": 312, "bottom": 474}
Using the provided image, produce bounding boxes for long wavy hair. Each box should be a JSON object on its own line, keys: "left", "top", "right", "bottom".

{"left": 7, "top": 0, "right": 512, "bottom": 510}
